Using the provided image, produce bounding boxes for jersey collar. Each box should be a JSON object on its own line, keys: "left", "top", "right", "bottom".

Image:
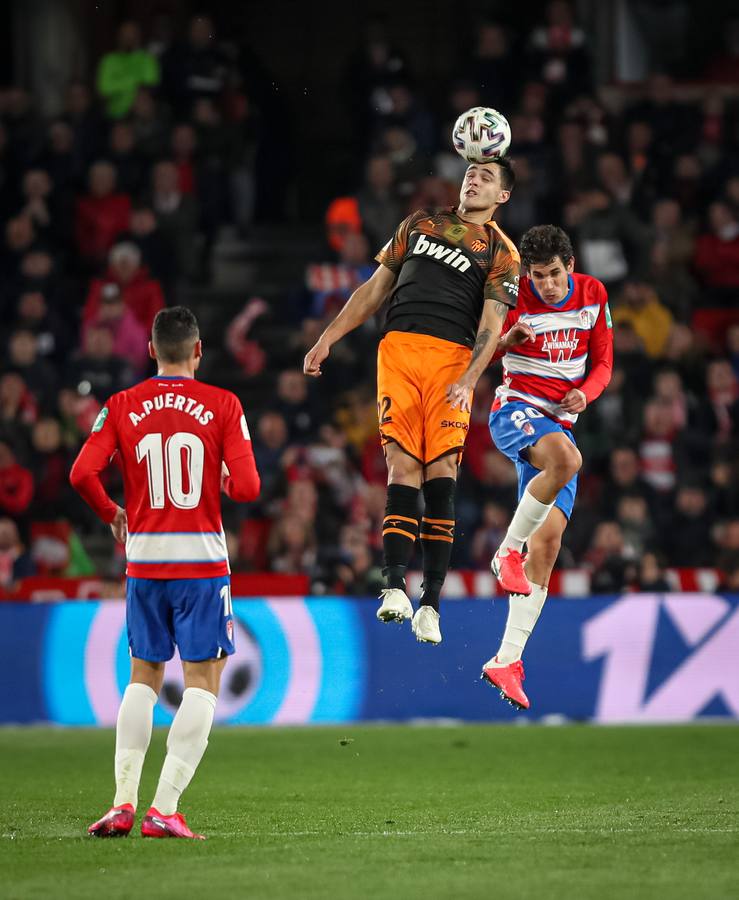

{"left": 150, "top": 375, "right": 194, "bottom": 380}
{"left": 529, "top": 275, "right": 574, "bottom": 307}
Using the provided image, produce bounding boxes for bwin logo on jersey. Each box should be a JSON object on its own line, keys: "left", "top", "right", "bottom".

{"left": 412, "top": 233, "right": 471, "bottom": 271}
{"left": 541, "top": 329, "right": 579, "bottom": 363}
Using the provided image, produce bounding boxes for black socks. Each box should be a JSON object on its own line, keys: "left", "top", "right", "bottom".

{"left": 381, "top": 483, "right": 420, "bottom": 591}
{"left": 419, "top": 477, "right": 456, "bottom": 612}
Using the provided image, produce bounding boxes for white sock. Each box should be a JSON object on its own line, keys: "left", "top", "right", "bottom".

{"left": 501, "top": 489, "right": 554, "bottom": 553}
{"left": 493, "top": 584, "right": 549, "bottom": 665}
{"left": 151, "top": 687, "right": 217, "bottom": 816}
{"left": 113, "top": 682, "right": 157, "bottom": 809}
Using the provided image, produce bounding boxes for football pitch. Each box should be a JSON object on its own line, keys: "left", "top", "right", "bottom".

{"left": 1, "top": 725, "right": 737, "bottom": 900}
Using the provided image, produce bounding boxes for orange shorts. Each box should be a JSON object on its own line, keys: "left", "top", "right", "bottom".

{"left": 376, "top": 331, "right": 473, "bottom": 464}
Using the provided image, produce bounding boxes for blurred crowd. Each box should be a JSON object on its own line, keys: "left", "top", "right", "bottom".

{"left": 1, "top": 3, "right": 739, "bottom": 595}
{"left": 0, "top": 13, "right": 265, "bottom": 585}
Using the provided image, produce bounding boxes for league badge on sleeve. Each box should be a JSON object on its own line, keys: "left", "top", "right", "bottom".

{"left": 91, "top": 407, "right": 109, "bottom": 433}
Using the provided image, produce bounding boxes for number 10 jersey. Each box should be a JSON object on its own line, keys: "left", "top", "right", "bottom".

{"left": 79, "top": 375, "right": 257, "bottom": 579}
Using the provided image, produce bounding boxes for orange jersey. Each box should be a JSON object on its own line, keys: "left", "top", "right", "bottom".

{"left": 376, "top": 207, "right": 520, "bottom": 349}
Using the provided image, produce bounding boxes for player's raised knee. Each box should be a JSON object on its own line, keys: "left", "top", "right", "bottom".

{"left": 547, "top": 443, "right": 582, "bottom": 484}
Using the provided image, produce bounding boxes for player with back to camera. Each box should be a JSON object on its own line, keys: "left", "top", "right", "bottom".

{"left": 482, "top": 225, "right": 613, "bottom": 709}
{"left": 70, "top": 306, "right": 260, "bottom": 839}
{"left": 304, "top": 159, "right": 520, "bottom": 644}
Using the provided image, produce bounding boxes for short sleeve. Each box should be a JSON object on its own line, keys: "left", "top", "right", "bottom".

{"left": 484, "top": 239, "right": 521, "bottom": 309}
{"left": 375, "top": 211, "right": 423, "bottom": 274}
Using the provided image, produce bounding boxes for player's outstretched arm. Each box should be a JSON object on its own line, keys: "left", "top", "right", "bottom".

{"left": 303, "top": 264, "right": 396, "bottom": 377}
{"left": 447, "top": 299, "right": 509, "bottom": 412}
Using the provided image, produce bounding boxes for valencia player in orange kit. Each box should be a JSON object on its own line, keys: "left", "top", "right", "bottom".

{"left": 304, "top": 161, "right": 520, "bottom": 643}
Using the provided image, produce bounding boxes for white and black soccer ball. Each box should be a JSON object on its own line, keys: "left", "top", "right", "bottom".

{"left": 452, "top": 107, "right": 511, "bottom": 163}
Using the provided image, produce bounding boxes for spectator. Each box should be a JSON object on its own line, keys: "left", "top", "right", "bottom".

{"left": 526, "top": 0, "right": 591, "bottom": 102}
{"left": 148, "top": 160, "right": 199, "bottom": 279}
{"left": 108, "top": 122, "right": 145, "bottom": 195}
{"left": 637, "top": 551, "right": 672, "bottom": 592}
{"left": 0, "top": 516, "right": 35, "bottom": 588}
{"left": 75, "top": 161, "right": 131, "bottom": 268}
{"left": 126, "top": 205, "right": 176, "bottom": 294}
{"left": 616, "top": 493, "right": 655, "bottom": 559}
{"left": 692, "top": 202, "right": 739, "bottom": 304}
{"left": 647, "top": 239, "right": 698, "bottom": 323}
{"left": 28, "top": 417, "right": 74, "bottom": 520}
{"left": 586, "top": 521, "right": 635, "bottom": 593}
{"left": 129, "top": 87, "right": 171, "bottom": 159}
{"left": 162, "top": 14, "right": 231, "bottom": 114}
{"left": 334, "top": 543, "right": 384, "bottom": 595}
{"left": 462, "top": 21, "right": 518, "bottom": 111}
{"left": 638, "top": 400, "right": 682, "bottom": 494}
{"left": 663, "top": 484, "right": 715, "bottom": 567}
{"left": 267, "top": 514, "right": 317, "bottom": 575}
{"left": 83, "top": 241, "right": 164, "bottom": 332}
{"left": 306, "top": 232, "right": 375, "bottom": 319}
{"left": 612, "top": 279, "right": 673, "bottom": 357}
{"left": 82, "top": 282, "right": 150, "bottom": 375}
{"left": 0, "top": 372, "right": 38, "bottom": 430}
{"left": 357, "top": 155, "right": 400, "bottom": 251}
{"left": 470, "top": 501, "right": 509, "bottom": 570}
{"left": 0, "top": 440, "right": 34, "bottom": 518}
{"left": 63, "top": 81, "right": 103, "bottom": 164}
{"left": 601, "top": 446, "right": 656, "bottom": 516}
{"left": 12, "top": 291, "right": 72, "bottom": 367}
{"left": 6, "top": 328, "right": 57, "bottom": 407}
{"left": 252, "top": 411, "right": 289, "bottom": 503}
{"left": 274, "top": 369, "right": 323, "bottom": 444}
{"left": 96, "top": 21, "right": 160, "bottom": 119}
{"left": 1, "top": 215, "right": 37, "bottom": 278}
{"left": 65, "top": 326, "right": 131, "bottom": 402}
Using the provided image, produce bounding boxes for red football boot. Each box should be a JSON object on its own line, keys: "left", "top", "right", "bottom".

{"left": 141, "top": 808, "right": 205, "bottom": 840}
{"left": 87, "top": 803, "right": 135, "bottom": 837}
{"left": 481, "top": 658, "right": 530, "bottom": 710}
{"left": 491, "top": 548, "right": 532, "bottom": 596}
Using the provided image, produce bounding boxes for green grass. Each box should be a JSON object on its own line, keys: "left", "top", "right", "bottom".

{"left": 0, "top": 725, "right": 737, "bottom": 900}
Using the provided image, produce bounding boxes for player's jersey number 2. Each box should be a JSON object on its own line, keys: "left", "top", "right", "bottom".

{"left": 136, "top": 432, "right": 205, "bottom": 509}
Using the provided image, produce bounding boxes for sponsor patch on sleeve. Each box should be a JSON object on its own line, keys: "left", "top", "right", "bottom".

{"left": 91, "top": 406, "right": 109, "bottom": 433}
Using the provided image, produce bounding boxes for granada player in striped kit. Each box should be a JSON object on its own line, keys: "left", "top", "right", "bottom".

{"left": 70, "top": 307, "right": 260, "bottom": 839}
{"left": 482, "top": 226, "right": 613, "bottom": 709}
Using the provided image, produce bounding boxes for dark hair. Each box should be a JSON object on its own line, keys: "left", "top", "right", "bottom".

{"left": 490, "top": 155, "right": 515, "bottom": 192}
{"left": 151, "top": 306, "right": 200, "bottom": 363}
{"left": 520, "top": 224, "right": 574, "bottom": 267}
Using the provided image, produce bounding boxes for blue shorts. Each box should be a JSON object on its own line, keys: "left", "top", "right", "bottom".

{"left": 126, "top": 576, "right": 235, "bottom": 662}
{"left": 489, "top": 402, "right": 578, "bottom": 520}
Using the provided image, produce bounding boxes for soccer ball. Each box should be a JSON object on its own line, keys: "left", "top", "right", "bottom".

{"left": 452, "top": 107, "right": 511, "bottom": 163}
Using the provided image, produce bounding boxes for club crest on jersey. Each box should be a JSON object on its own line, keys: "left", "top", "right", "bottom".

{"left": 541, "top": 329, "right": 579, "bottom": 363}
{"left": 470, "top": 239, "right": 487, "bottom": 252}
{"left": 580, "top": 308, "right": 595, "bottom": 328}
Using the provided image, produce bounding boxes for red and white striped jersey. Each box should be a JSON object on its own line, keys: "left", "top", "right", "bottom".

{"left": 70, "top": 375, "right": 260, "bottom": 579}
{"left": 492, "top": 272, "right": 613, "bottom": 427}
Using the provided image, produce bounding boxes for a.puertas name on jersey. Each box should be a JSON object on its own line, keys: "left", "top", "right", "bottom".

{"left": 128, "top": 392, "right": 215, "bottom": 427}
